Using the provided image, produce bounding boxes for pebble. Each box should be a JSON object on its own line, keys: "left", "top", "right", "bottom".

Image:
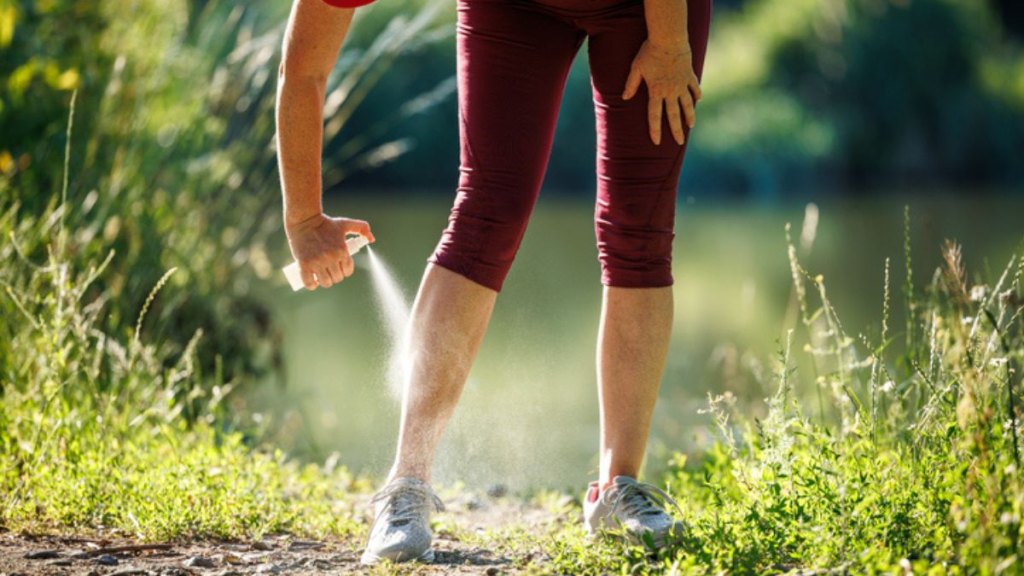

{"left": 24, "top": 550, "right": 60, "bottom": 560}
{"left": 308, "top": 558, "right": 333, "bottom": 570}
{"left": 486, "top": 568, "right": 501, "bottom": 576}
{"left": 487, "top": 483, "right": 509, "bottom": 498}
{"left": 286, "top": 540, "right": 323, "bottom": 551}
{"left": 184, "top": 556, "right": 217, "bottom": 568}
{"left": 94, "top": 554, "right": 119, "bottom": 566}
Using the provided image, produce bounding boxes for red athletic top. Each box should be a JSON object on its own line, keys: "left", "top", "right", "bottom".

{"left": 322, "top": 0, "right": 375, "bottom": 7}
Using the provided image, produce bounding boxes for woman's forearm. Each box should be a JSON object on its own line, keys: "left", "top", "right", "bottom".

{"left": 278, "top": 74, "right": 330, "bottom": 227}
{"left": 643, "top": 0, "right": 689, "bottom": 52}
{"left": 276, "top": 0, "right": 354, "bottom": 228}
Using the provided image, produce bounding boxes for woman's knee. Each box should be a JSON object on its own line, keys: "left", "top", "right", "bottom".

{"left": 429, "top": 176, "right": 539, "bottom": 292}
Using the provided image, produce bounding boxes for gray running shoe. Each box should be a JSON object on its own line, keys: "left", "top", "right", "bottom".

{"left": 360, "top": 477, "right": 444, "bottom": 565}
{"left": 583, "top": 476, "right": 686, "bottom": 548}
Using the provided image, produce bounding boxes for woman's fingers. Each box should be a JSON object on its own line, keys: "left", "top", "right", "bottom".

{"left": 357, "top": 220, "right": 376, "bottom": 243}
{"left": 316, "top": 270, "right": 332, "bottom": 289}
{"left": 682, "top": 93, "right": 696, "bottom": 130}
{"left": 339, "top": 251, "right": 355, "bottom": 277}
{"left": 301, "top": 265, "right": 318, "bottom": 291}
{"left": 326, "top": 259, "right": 345, "bottom": 284}
{"left": 341, "top": 218, "right": 376, "bottom": 243}
{"left": 623, "top": 66, "right": 642, "bottom": 101}
{"left": 288, "top": 213, "right": 375, "bottom": 290}
{"left": 666, "top": 96, "right": 685, "bottom": 146}
{"left": 648, "top": 94, "right": 663, "bottom": 145}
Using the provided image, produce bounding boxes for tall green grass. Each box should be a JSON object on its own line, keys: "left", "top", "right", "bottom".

{"left": 0, "top": 93, "right": 366, "bottom": 539}
{"left": 0, "top": 0, "right": 449, "bottom": 539}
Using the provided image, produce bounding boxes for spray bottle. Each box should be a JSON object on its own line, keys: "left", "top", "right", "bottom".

{"left": 282, "top": 235, "right": 370, "bottom": 291}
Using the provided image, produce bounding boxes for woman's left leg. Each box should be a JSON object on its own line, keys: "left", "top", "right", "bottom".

{"left": 584, "top": 0, "right": 712, "bottom": 489}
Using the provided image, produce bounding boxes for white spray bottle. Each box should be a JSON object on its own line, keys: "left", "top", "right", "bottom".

{"left": 282, "top": 235, "right": 370, "bottom": 291}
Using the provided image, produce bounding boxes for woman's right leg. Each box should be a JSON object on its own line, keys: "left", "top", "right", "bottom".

{"left": 387, "top": 264, "right": 496, "bottom": 482}
{"left": 387, "top": 0, "right": 585, "bottom": 484}
{"left": 364, "top": 1, "right": 585, "bottom": 565}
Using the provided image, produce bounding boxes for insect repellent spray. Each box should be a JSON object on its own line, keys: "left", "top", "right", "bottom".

{"left": 282, "top": 235, "right": 370, "bottom": 291}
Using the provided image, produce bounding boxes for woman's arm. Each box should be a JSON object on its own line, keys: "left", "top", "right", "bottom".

{"left": 623, "top": 0, "right": 701, "bottom": 146}
{"left": 277, "top": 0, "right": 374, "bottom": 290}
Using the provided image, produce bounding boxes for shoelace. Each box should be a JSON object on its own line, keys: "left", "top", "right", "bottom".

{"left": 607, "top": 481, "right": 683, "bottom": 520}
{"left": 371, "top": 481, "right": 445, "bottom": 527}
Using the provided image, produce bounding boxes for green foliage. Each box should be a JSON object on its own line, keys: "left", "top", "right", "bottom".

{"left": 770, "top": 0, "right": 1024, "bottom": 186}
{"left": 683, "top": 0, "right": 1024, "bottom": 195}
{"left": 0, "top": 186, "right": 364, "bottom": 539}
{"left": 524, "top": 216, "right": 1024, "bottom": 575}
{"left": 0, "top": 0, "right": 450, "bottom": 540}
{"left": 0, "top": 0, "right": 100, "bottom": 194}
{"left": 2, "top": 1, "right": 1023, "bottom": 568}
{"left": 0, "top": 0, "right": 452, "bottom": 395}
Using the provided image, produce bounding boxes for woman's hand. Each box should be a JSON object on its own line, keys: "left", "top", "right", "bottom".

{"left": 285, "top": 213, "right": 375, "bottom": 290}
{"left": 623, "top": 40, "right": 701, "bottom": 146}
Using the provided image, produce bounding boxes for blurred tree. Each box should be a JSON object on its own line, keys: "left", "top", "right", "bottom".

{"left": 770, "top": 0, "right": 1024, "bottom": 189}
{"left": 0, "top": 0, "right": 451, "bottom": 404}
{"left": 0, "top": 0, "right": 105, "bottom": 204}
{"left": 338, "top": 0, "right": 1024, "bottom": 198}
{"left": 991, "top": 0, "right": 1024, "bottom": 40}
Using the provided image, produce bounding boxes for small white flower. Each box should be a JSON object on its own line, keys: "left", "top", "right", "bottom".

{"left": 880, "top": 380, "right": 895, "bottom": 393}
{"left": 970, "top": 285, "right": 988, "bottom": 302}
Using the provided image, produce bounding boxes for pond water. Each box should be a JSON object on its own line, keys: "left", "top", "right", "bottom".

{"left": 257, "top": 194, "right": 1023, "bottom": 492}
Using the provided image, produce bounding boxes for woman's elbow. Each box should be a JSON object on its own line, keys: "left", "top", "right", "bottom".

{"left": 277, "top": 59, "right": 328, "bottom": 90}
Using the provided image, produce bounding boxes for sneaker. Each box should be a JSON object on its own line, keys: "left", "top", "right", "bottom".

{"left": 360, "top": 477, "right": 444, "bottom": 565}
{"left": 583, "top": 475, "right": 686, "bottom": 547}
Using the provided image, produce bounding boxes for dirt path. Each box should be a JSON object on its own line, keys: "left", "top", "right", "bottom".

{"left": 0, "top": 490, "right": 569, "bottom": 575}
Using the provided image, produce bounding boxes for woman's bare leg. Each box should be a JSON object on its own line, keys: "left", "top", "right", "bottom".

{"left": 387, "top": 264, "right": 497, "bottom": 483}
{"left": 596, "top": 286, "right": 673, "bottom": 487}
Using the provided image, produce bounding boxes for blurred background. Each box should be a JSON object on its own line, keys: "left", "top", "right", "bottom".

{"left": 2, "top": 0, "right": 1023, "bottom": 491}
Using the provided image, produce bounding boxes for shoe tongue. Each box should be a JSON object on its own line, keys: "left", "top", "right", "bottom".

{"left": 612, "top": 477, "right": 662, "bottom": 515}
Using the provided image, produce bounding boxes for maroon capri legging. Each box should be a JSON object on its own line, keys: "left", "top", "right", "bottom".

{"left": 427, "top": 0, "right": 712, "bottom": 291}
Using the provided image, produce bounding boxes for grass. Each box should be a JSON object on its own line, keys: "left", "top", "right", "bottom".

{"left": 401, "top": 212, "right": 1021, "bottom": 575}
{"left": 0, "top": 104, "right": 366, "bottom": 539}
{"left": 3, "top": 163, "right": 1022, "bottom": 573}
{"left": 2, "top": 106, "right": 1022, "bottom": 571}
{"left": 2, "top": 0, "right": 451, "bottom": 540}
{"left": 1, "top": 3, "right": 1022, "bottom": 571}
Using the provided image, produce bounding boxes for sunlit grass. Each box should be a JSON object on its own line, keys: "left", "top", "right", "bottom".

{"left": 1, "top": 0, "right": 1021, "bottom": 571}
{"left": 4, "top": 171, "right": 1022, "bottom": 572}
